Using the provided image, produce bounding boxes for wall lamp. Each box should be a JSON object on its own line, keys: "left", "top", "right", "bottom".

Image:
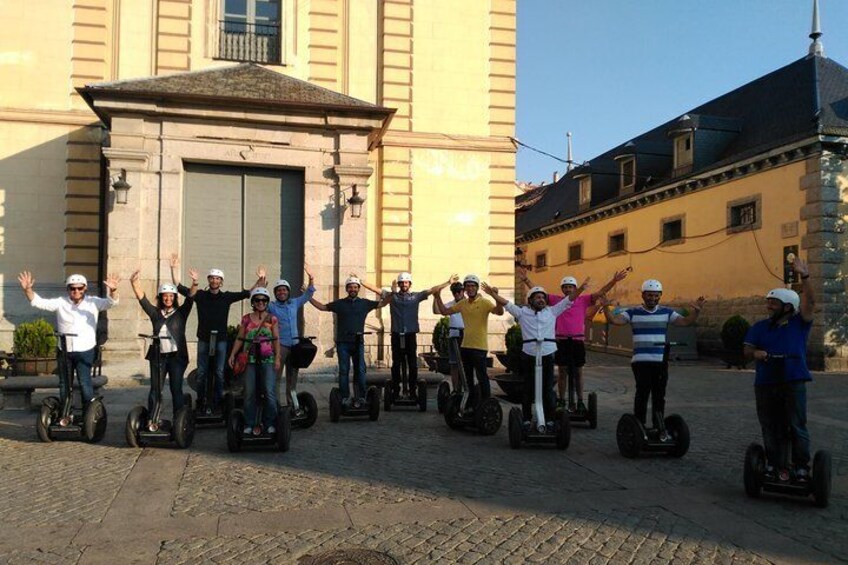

{"left": 111, "top": 169, "right": 131, "bottom": 205}
{"left": 347, "top": 184, "right": 365, "bottom": 218}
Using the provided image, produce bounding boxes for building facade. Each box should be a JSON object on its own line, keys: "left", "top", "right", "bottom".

{"left": 516, "top": 46, "right": 848, "bottom": 370}
{"left": 0, "top": 0, "right": 517, "bottom": 364}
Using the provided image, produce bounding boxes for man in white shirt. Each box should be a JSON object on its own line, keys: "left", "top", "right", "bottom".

{"left": 18, "top": 271, "right": 120, "bottom": 405}
{"left": 482, "top": 282, "right": 575, "bottom": 424}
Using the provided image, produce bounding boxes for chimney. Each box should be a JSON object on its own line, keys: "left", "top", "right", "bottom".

{"left": 553, "top": 171, "right": 559, "bottom": 183}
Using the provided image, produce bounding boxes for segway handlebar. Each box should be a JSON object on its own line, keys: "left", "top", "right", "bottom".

{"left": 54, "top": 332, "right": 78, "bottom": 337}
{"left": 298, "top": 336, "right": 316, "bottom": 340}
{"left": 555, "top": 334, "right": 584, "bottom": 339}
{"left": 352, "top": 331, "right": 374, "bottom": 336}
{"left": 653, "top": 341, "right": 686, "bottom": 347}
{"left": 522, "top": 338, "right": 558, "bottom": 344}
{"left": 138, "top": 333, "right": 163, "bottom": 341}
{"left": 237, "top": 336, "right": 276, "bottom": 344}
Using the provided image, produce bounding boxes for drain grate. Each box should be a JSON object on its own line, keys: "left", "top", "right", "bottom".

{"left": 298, "top": 548, "right": 399, "bottom": 565}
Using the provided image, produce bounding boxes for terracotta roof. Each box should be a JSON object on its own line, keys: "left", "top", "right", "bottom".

{"left": 79, "top": 63, "right": 391, "bottom": 113}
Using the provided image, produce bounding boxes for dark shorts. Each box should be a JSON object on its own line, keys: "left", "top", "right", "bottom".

{"left": 555, "top": 338, "right": 586, "bottom": 368}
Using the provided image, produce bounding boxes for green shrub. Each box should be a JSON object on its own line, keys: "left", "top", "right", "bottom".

{"left": 721, "top": 315, "right": 751, "bottom": 352}
{"left": 432, "top": 317, "right": 450, "bottom": 357}
{"left": 505, "top": 323, "right": 523, "bottom": 373}
{"left": 13, "top": 319, "right": 57, "bottom": 358}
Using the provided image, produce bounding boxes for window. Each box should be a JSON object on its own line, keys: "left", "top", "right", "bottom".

{"left": 674, "top": 133, "right": 694, "bottom": 174}
{"left": 219, "top": 0, "right": 282, "bottom": 64}
{"left": 535, "top": 252, "right": 547, "bottom": 269}
{"left": 578, "top": 176, "right": 591, "bottom": 208}
{"left": 620, "top": 157, "right": 636, "bottom": 192}
{"left": 661, "top": 218, "right": 683, "bottom": 243}
{"left": 608, "top": 232, "right": 626, "bottom": 254}
{"left": 726, "top": 195, "right": 762, "bottom": 233}
{"left": 568, "top": 243, "right": 583, "bottom": 263}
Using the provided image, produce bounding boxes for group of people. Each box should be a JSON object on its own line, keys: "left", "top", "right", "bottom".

{"left": 16, "top": 255, "right": 816, "bottom": 481}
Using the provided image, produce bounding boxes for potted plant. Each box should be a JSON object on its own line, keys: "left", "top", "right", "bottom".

{"left": 721, "top": 314, "right": 750, "bottom": 369}
{"left": 12, "top": 318, "right": 57, "bottom": 376}
{"left": 420, "top": 317, "right": 451, "bottom": 375}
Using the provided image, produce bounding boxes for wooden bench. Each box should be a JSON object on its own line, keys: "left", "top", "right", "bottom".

{"left": 0, "top": 375, "right": 108, "bottom": 410}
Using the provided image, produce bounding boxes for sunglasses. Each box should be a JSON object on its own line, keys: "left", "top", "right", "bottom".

{"left": 252, "top": 298, "right": 269, "bottom": 304}
{"left": 67, "top": 286, "right": 85, "bottom": 292}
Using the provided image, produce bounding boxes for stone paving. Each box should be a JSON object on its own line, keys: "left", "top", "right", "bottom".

{"left": 0, "top": 352, "right": 845, "bottom": 564}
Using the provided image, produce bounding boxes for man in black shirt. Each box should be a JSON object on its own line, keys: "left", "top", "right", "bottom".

{"left": 310, "top": 275, "right": 389, "bottom": 405}
{"left": 171, "top": 255, "right": 265, "bottom": 412}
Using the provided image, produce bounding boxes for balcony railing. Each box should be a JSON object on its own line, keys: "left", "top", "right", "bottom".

{"left": 218, "top": 20, "right": 281, "bottom": 64}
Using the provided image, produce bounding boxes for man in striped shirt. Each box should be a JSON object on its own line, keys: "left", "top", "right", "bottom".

{"left": 602, "top": 279, "right": 705, "bottom": 437}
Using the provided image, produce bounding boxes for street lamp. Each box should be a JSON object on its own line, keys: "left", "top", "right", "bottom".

{"left": 111, "top": 169, "right": 131, "bottom": 205}
{"left": 347, "top": 184, "right": 365, "bottom": 218}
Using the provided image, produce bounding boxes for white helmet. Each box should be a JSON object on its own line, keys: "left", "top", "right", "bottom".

{"left": 397, "top": 272, "right": 412, "bottom": 283}
{"left": 65, "top": 274, "right": 87, "bottom": 287}
{"left": 250, "top": 287, "right": 271, "bottom": 300}
{"left": 274, "top": 279, "right": 291, "bottom": 291}
{"left": 766, "top": 288, "right": 800, "bottom": 311}
{"left": 560, "top": 276, "right": 578, "bottom": 287}
{"left": 207, "top": 268, "right": 225, "bottom": 280}
{"left": 641, "top": 279, "right": 663, "bottom": 293}
{"left": 345, "top": 276, "right": 361, "bottom": 287}
{"left": 463, "top": 274, "right": 480, "bottom": 286}
{"left": 528, "top": 286, "right": 547, "bottom": 300}
{"left": 158, "top": 283, "right": 178, "bottom": 296}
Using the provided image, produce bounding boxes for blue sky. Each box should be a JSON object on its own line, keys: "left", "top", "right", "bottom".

{"left": 516, "top": 0, "right": 848, "bottom": 184}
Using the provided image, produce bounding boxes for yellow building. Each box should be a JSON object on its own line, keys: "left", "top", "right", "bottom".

{"left": 0, "top": 0, "right": 516, "bottom": 363}
{"left": 516, "top": 36, "right": 848, "bottom": 370}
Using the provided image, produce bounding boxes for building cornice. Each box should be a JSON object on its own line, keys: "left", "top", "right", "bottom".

{"left": 0, "top": 107, "right": 98, "bottom": 127}
{"left": 517, "top": 136, "right": 827, "bottom": 244}
{"left": 380, "top": 131, "right": 516, "bottom": 153}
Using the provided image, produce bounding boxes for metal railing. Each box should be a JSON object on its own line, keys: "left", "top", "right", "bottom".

{"left": 218, "top": 20, "right": 281, "bottom": 64}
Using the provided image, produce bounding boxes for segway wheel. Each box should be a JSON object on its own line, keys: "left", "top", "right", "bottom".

{"left": 665, "top": 414, "right": 690, "bottom": 458}
{"left": 37, "top": 401, "right": 57, "bottom": 443}
{"left": 125, "top": 406, "right": 147, "bottom": 448}
{"left": 329, "top": 388, "right": 342, "bottom": 423}
{"left": 383, "top": 379, "right": 393, "bottom": 412}
{"left": 173, "top": 406, "right": 195, "bottom": 449}
{"left": 367, "top": 387, "right": 380, "bottom": 421}
{"left": 417, "top": 381, "right": 428, "bottom": 412}
{"left": 437, "top": 381, "right": 451, "bottom": 414}
{"left": 475, "top": 398, "right": 503, "bottom": 436}
{"left": 556, "top": 410, "right": 571, "bottom": 451}
{"left": 186, "top": 369, "right": 198, "bottom": 392}
{"left": 508, "top": 407, "right": 523, "bottom": 449}
{"left": 84, "top": 398, "right": 108, "bottom": 443}
{"left": 297, "top": 391, "right": 318, "bottom": 429}
{"left": 812, "top": 450, "right": 832, "bottom": 508}
{"left": 227, "top": 410, "right": 244, "bottom": 452}
{"left": 276, "top": 408, "right": 292, "bottom": 452}
{"left": 444, "top": 393, "right": 464, "bottom": 430}
{"left": 616, "top": 414, "right": 644, "bottom": 458}
{"left": 743, "top": 443, "right": 765, "bottom": 499}
{"left": 587, "top": 392, "right": 598, "bottom": 430}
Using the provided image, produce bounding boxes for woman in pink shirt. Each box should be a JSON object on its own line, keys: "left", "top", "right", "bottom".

{"left": 519, "top": 268, "right": 629, "bottom": 412}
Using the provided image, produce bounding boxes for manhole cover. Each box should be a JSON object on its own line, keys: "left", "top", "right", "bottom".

{"left": 298, "top": 548, "right": 398, "bottom": 565}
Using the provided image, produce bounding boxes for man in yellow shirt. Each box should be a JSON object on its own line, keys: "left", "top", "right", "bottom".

{"left": 434, "top": 274, "right": 504, "bottom": 405}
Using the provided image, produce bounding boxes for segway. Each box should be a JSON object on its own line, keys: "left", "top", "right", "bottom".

{"left": 743, "top": 354, "right": 832, "bottom": 508}
{"left": 443, "top": 336, "right": 502, "bottom": 435}
{"left": 125, "top": 334, "right": 194, "bottom": 448}
{"left": 436, "top": 327, "right": 464, "bottom": 414}
{"left": 508, "top": 338, "right": 570, "bottom": 449}
{"left": 616, "top": 342, "right": 690, "bottom": 458}
{"left": 287, "top": 336, "right": 319, "bottom": 429}
{"left": 226, "top": 336, "right": 291, "bottom": 452}
{"left": 556, "top": 335, "right": 597, "bottom": 429}
{"left": 384, "top": 332, "right": 427, "bottom": 412}
{"left": 329, "top": 331, "right": 380, "bottom": 422}
{"left": 190, "top": 330, "right": 229, "bottom": 426}
{"left": 36, "top": 332, "right": 107, "bottom": 443}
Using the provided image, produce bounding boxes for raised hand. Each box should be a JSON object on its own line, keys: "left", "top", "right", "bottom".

{"left": 129, "top": 269, "right": 140, "bottom": 283}
{"left": 17, "top": 271, "right": 34, "bottom": 290}
{"left": 481, "top": 282, "right": 494, "bottom": 295}
{"left": 256, "top": 265, "right": 267, "bottom": 280}
{"left": 188, "top": 268, "right": 199, "bottom": 282}
{"left": 104, "top": 273, "right": 121, "bottom": 291}
{"left": 169, "top": 253, "right": 179, "bottom": 269}
{"left": 580, "top": 277, "right": 592, "bottom": 291}
{"left": 304, "top": 264, "right": 314, "bottom": 280}
{"left": 793, "top": 256, "right": 809, "bottom": 278}
{"left": 613, "top": 268, "right": 629, "bottom": 282}
{"left": 691, "top": 296, "right": 707, "bottom": 311}
{"left": 450, "top": 274, "right": 460, "bottom": 284}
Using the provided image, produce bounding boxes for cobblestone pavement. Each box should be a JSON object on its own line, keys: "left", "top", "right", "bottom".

{"left": 0, "top": 352, "right": 845, "bottom": 564}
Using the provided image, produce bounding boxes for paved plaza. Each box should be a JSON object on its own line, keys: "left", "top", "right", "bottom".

{"left": 0, "top": 352, "right": 845, "bottom": 564}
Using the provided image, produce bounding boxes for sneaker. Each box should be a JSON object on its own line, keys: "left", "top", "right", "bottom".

{"left": 522, "top": 421, "right": 532, "bottom": 432}
{"left": 243, "top": 426, "right": 252, "bottom": 435}
{"left": 778, "top": 469, "right": 791, "bottom": 482}
{"left": 577, "top": 400, "right": 587, "bottom": 414}
{"left": 556, "top": 399, "right": 566, "bottom": 409}
{"left": 794, "top": 467, "right": 810, "bottom": 484}
{"left": 266, "top": 426, "right": 276, "bottom": 435}
{"left": 659, "top": 431, "right": 671, "bottom": 442}
{"left": 763, "top": 466, "right": 777, "bottom": 481}
{"left": 342, "top": 398, "right": 351, "bottom": 408}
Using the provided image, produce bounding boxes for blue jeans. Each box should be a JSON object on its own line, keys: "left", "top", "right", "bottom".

{"left": 56, "top": 347, "right": 96, "bottom": 405}
{"left": 755, "top": 381, "right": 811, "bottom": 470}
{"left": 244, "top": 363, "right": 277, "bottom": 428}
{"left": 197, "top": 339, "right": 228, "bottom": 406}
{"left": 336, "top": 341, "right": 366, "bottom": 400}
{"left": 147, "top": 354, "right": 187, "bottom": 418}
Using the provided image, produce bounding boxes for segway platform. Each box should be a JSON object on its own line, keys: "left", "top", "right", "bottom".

{"left": 383, "top": 379, "right": 427, "bottom": 412}
{"left": 329, "top": 386, "right": 380, "bottom": 422}
{"left": 744, "top": 444, "right": 832, "bottom": 508}
{"left": 616, "top": 413, "right": 689, "bottom": 458}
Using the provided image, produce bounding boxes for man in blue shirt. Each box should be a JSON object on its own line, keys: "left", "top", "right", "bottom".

{"left": 268, "top": 266, "right": 315, "bottom": 406}
{"left": 744, "top": 256, "right": 815, "bottom": 483}
{"left": 602, "top": 279, "right": 705, "bottom": 438}
{"left": 310, "top": 276, "right": 390, "bottom": 405}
